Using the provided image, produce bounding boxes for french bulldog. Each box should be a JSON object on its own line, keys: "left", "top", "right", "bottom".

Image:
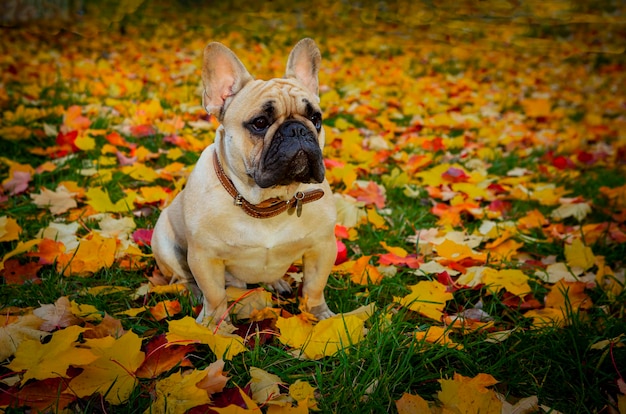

{"left": 151, "top": 38, "right": 337, "bottom": 324}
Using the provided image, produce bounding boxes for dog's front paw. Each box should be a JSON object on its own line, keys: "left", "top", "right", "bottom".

{"left": 196, "top": 302, "right": 229, "bottom": 326}
{"left": 309, "top": 303, "right": 335, "bottom": 320}
{"left": 269, "top": 279, "right": 292, "bottom": 295}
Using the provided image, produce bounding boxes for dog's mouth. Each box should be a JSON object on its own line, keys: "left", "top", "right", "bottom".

{"left": 254, "top": 121, "right": 325, "bottom": 188}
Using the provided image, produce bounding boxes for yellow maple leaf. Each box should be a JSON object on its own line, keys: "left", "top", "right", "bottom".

{"left": 150, "top": 369, "right": 211, "bottom": 414}
{"left": 289, "top": 380, "right": 317, "bottom": 408}
{"left": 276, "top": 306, "right": 373, "bottom": 360}
{"left": 438, "top": 373, "right": 501, "bottom": 414}
{"left": 395, "top": 392, "right": 431, "bottom": 414}
{"left": 435, "top": 239, "right": 486, "bottom": 263}
{"left": 415, "top": 325, "right": 463, "bottom": 349}
{"left": 7, "top": 325, "right": 98, "bottom": 382}
{"left": 70, "top": 331, "right": 144, "bottom": 405}
{"left": 139, "top": 186, "right": 171, "bottom": 203}
{"left": 564, "top": 238, "right": 595, "bottom": 271}
{"left": 56, "top": 233, "right": 116, "bottom": 277}
{"left": 85, "top": 186, "right": 137, "bottom": 213}
{"left": 524, "top": 307, "right": 567, "bottom": 328}
{"left": 367, "top": 207, "right": 388, "bottom": 229}
{"left": 166, "top": 316, "right": 246, "bottom": 360}
{"left": 70, "top": 300, "right": 103, "bottom": 322}
{"left": 483, "top": 268, "right": 531, "bottom": 297}
{"left": 120, "top": 163, "right": 159, "bottom": 182}
{"left": 545, "top": 280, "right": 593, "bottom": 313}
{"left": 380, "top": 241, "right": 408, "bottom": 257}
{"left": 394, "top": 281, "right": 453, "bottom": 320}
{"left": 74, "top": 135, "right": 96, "bottom": 151}
{"left": 0, "top": 215, "right": 21, "bottom": 242}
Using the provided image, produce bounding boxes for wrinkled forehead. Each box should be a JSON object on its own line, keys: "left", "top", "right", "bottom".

{"left": 228, "top": 78, "right": 321, "bottom": 121}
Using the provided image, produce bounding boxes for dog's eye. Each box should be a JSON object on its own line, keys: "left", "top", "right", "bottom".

{"left": 250, "top": 116, "right": 270, "bottom": 133}
{"left": 310, "top": 113, "right": 322, "bottom": 130}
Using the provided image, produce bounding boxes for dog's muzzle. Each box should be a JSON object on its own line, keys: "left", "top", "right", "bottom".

{"left": 254, "top": 120, "right": 325, "bottom": 188}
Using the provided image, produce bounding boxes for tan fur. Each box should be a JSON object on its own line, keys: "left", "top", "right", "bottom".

{"left": 151, "top": 39, "right": 337, "bottom": 324}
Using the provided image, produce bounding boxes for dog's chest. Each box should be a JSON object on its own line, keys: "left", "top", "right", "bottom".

{"left": 216, "top": 223, "right": 315, "bottom": 283}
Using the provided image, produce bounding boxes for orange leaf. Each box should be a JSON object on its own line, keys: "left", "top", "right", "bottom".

{"left": 395, "top": 393, "right": 431, "bottom": 414}
{"left": 149, "top": 300, "right": 183, "bottom": 321}
{"left": 346, "top": 181, "right": 386, "bottom": 209}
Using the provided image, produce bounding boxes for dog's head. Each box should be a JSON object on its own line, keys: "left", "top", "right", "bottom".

{"left": 202, "top": 39, "right": 325, "bottom": 189}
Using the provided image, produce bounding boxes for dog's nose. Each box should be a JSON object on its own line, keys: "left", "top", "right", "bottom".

{"left": 281, "top": 122, "right": 310, "bottom": 139}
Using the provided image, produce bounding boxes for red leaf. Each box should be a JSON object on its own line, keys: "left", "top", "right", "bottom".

{"left": 551, "top": 155, "right": 573, "bottom": 170}
{"left": 55, "top": 130, "right": 79, "bottom": 152}
{"left": 421, "top": 137, "right": 445, "bottom": 151}
{"left": 133, "top": 228, "right": 154, "bottom": 247}
{"left": 135, "top": 335, "right": 195, "bottom": 379}
{"left": 378, "top": 253, "right": 421, "bottom": 268}
{"left": 441, "top": 167, "right": 470, "bottom": 183}
{"left": 130, "top": 124, "right": 156, "bottom": 137}
{"left": 335, "top": 240, "right": 348, "bottom": 265}
{"left": 576, "top": 151, "right": 595, "bottom": 165}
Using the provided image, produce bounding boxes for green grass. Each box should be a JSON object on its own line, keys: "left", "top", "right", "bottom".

{"left": 1, "top": 2, "right": 626, "bottom": 413}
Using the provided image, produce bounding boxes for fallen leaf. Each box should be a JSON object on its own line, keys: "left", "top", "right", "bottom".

{"left": 415, "top": 325, "right": 463, "bottom": 349}
{"left": 438, "top": 373, "right": 501, "bottom": 414}
{"left": 249, "top": 367, "right": 284, "bottom": 404}
{"left": 0, "top": 216, "right": 21, "bottom": 242}
{"left": 30, "top": 185, "right": 78, "bottom": 215}
{"left": 395, "top": 392, "right": 431, "bottom": 414}
{"left": 69, "top": 331, "right": 145, "bottom": 404}
{"left": 151, "top": 369, "right": 211, "bottom": 414}
{"left": 226, "top": 287, "right": 275, "bottom": 320}
{"left": 1, "top": 259, "right": 42, "bottom": 285}
{"left": 166, "top": 317, "right": 246, "bottom": 360}
{"left": 564, "top": 238, "right": 595, "bottom": 271}
{"left": 33, "top": 296, "right": 80, "bottom": 331}
{"left": 136, "top": 335, "right": 194, "bottom": 379}
{"left": 7, "top": 325, "right": 97, "bottom": 382}
{"left": 276, "top": 306, "right": 373, "bottom": 360}
{"left": 149, "top": 300, "right": 183, "bottom": 321}
{"left": 0, "top": 377, "right": 75, "bottom": 411}
{"left": 56, "top": 233, "right": 116, "bottom": 277}
{"left": 394, "top": 280, "right": 453, "bottom": 320}
{"left": 483, "top": 268, "right": 532, "bottom": 297}
{"left": 0, "top": 314, "right": 46, "bottom": 361}
{"left": 196, "top": 359, "right": 230, "bottom": 395}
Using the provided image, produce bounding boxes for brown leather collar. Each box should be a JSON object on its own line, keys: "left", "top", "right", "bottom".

{"left": 212, "top": 151, "right": 325, "bottom": 219}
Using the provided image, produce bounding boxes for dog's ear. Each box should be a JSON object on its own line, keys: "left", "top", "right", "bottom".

{"left": 285, "top": 38, "right": 321, "bottom": 96}
{"left": 202, "top": 42, "right": 254, "bottom": 119}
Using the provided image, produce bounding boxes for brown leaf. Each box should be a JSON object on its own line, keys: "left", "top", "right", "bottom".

{"left": 83, "top": 313, "right": 126, "bottom": 339}
{"left": 0, "top": 259, "right": 42, "bottom": 285}
{"left": 0, "top": 378, "right": 75, "bottom": 411}
{"left": 135, "top": 334, "right": 194, "bottom": 379}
